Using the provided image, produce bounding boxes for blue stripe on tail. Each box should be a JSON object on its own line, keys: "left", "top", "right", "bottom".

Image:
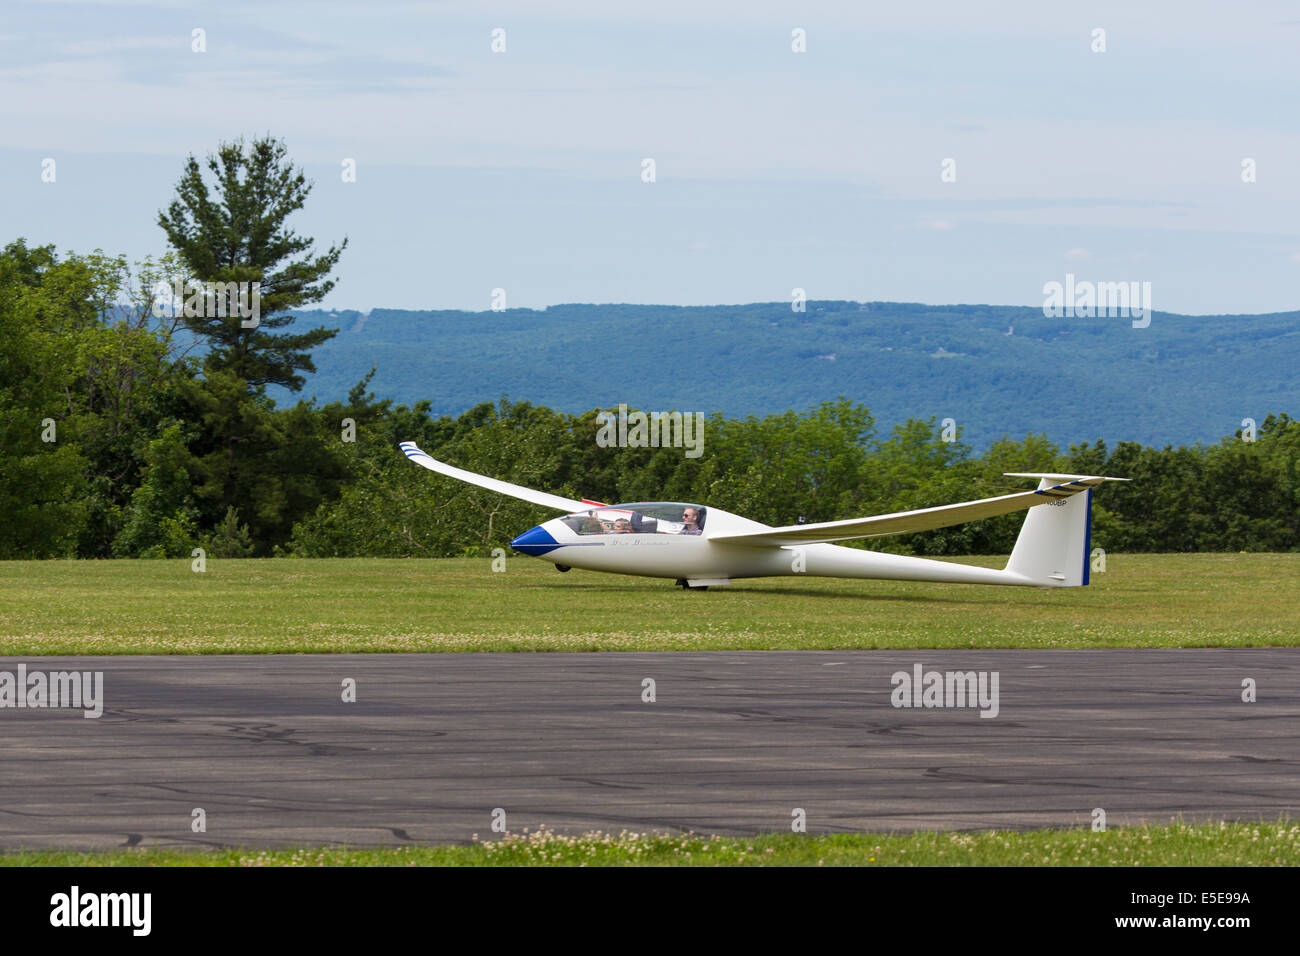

{"left": 1082, "top": 489, "right": 1093, "bottom": 586}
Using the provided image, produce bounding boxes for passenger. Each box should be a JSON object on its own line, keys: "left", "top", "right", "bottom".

{"left": 613, "top": 518, "right": 632, "bottom": 533}
{"left": 679, "top": 507, "right": 703, "bottom": 535}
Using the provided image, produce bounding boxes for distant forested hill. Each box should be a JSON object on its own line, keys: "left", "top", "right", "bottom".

{"left": 272, "top": 301, "right": 1299, "bottom": 449}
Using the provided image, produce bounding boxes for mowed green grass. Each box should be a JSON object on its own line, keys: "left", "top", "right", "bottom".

{"left": 0, "top": 554, "right": 1294, "bottom": 654}
{"left": 3, "top": 822, "right": 1295, "bottom": 867}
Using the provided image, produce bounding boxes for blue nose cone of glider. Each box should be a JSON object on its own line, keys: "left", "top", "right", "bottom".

{"left": 510, "top": 525, "right": 560, "bottom": 556}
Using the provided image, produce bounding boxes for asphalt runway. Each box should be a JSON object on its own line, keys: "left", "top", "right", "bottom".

{"left": 1, "top": 650, "right": 1296, "bottom": 850}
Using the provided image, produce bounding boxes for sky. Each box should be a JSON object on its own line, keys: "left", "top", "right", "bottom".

{"left": 3, "top": 0, "right": 1300, "bottom": 314}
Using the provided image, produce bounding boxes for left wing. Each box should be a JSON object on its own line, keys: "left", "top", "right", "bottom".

{"left": 708, "top": 475, "right": 1127, "bottom": 547}
{"left": 399, "top": 441, "right": 590, "bottom": 512}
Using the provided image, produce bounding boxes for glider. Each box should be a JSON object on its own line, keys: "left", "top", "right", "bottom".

{"left": 399, "top": 441, "right": 1128, "bottom": 590}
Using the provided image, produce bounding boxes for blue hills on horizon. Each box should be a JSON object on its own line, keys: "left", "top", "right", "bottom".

{"left": 268, "top": 300, "right": 1299, "bottom": 451}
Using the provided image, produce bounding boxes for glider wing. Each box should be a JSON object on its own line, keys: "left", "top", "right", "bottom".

{"left": 709, "top": 474, "right": 1129, "bottom": 547}
{"left": 399, "top": 441, "right": 590, "bottom": 512}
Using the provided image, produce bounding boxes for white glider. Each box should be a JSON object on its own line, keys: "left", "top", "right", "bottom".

{"left": 400, "top": 442, "right": 1128, "bottom": 590}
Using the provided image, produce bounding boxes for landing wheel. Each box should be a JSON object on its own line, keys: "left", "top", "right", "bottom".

{"left": 555, "top": 564, "right": 571, "bottom": 572}
{"left": 675, "top": 578, "right": 708, "bottom": 590}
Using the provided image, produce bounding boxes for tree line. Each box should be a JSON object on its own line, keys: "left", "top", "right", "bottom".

{"left": 2, "top": 136, "right": 1296, "bottom": 560}
{"left": 284, "top": 400, "right": 1299, "bottom": 558}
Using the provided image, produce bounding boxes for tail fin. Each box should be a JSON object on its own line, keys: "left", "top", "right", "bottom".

{"left": 1003, "top": 474, "right": 1128, "bottom": 587}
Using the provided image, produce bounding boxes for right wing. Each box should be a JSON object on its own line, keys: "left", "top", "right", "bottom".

{"left": 708, "top": 474, "right": 1128, "bottom": 547}
{"left": 399, "top": 441, "right": 591, "bottom": 512}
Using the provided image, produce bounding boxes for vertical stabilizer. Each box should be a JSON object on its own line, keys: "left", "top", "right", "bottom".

{"left": 1004, "top": 475, "right": 1109, "bottom": 586}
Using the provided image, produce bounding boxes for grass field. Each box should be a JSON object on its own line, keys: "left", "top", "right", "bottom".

{"left": 0, "top": 554, "right": 1294, "bottom": 654}
{"left": 3, "top": 822, "right": 1295, "bottom": 867}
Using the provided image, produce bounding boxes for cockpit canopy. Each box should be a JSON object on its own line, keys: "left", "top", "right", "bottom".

{"left": 560, "top": 502, "right": 706, "bottom": 536}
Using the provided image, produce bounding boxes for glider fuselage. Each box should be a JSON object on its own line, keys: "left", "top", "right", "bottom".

{"left": 509, "top": 502, "right": 1040, "bottom": 587}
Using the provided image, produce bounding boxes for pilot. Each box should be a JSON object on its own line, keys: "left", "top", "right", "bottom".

{"left": 582, "top": 514, "right": 605, "bottom": 534}
{"left": 679, "top": 507, "right": 703, "bottom": 535}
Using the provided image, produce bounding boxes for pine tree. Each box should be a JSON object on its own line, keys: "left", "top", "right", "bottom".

{"left": 157, "top": 136, "right": 346, "bottom": 391}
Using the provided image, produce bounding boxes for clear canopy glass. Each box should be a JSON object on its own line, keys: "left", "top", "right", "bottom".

{"left": 560, "top": 502, "right": 706, "bottom": 536}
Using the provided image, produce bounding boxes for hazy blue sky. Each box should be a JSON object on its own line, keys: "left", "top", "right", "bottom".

{"left": 4, "top": 0, "right": 1300, "bottom": 314}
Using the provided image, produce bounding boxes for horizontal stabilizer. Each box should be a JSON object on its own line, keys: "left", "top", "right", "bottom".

{"left": 1003, "top": 472, "right": 1131, "bottom": 483}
